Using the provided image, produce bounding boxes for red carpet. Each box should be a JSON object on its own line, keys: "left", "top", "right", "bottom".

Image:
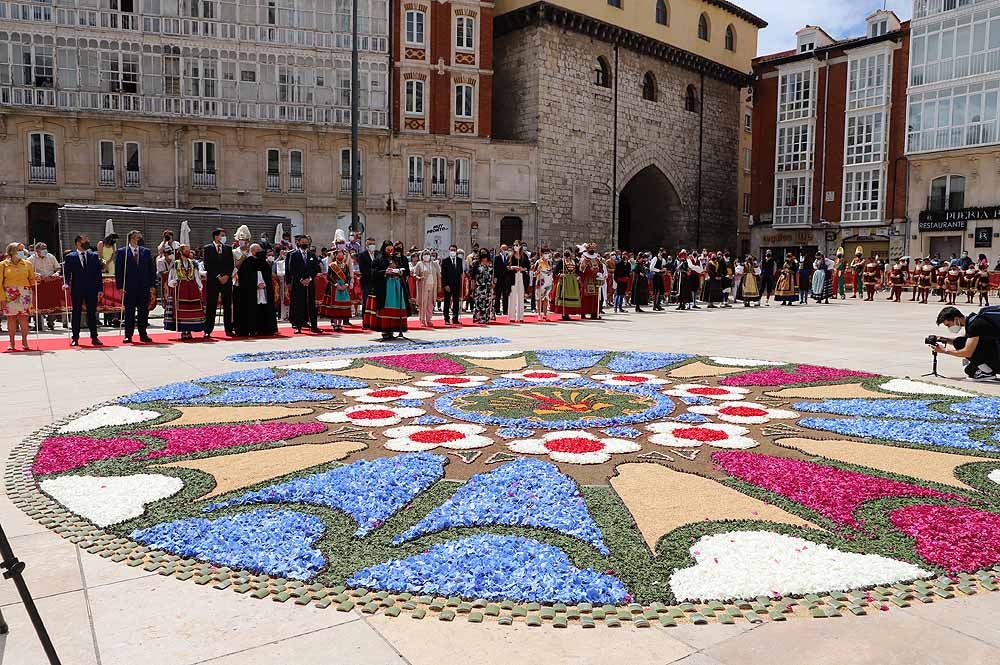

{"left": 11, "top": 312, "right": 592, "bottom": 353}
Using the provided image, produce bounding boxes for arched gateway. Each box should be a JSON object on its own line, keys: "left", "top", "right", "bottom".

{"left": 617, "top": 164, "right": 683, "bottom": 252}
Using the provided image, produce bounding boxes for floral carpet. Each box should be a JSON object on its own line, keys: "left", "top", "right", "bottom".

{"left": 9, "top": 347, "right": 1000, "bottom": 626}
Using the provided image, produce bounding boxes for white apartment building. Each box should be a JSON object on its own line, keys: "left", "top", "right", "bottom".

{"left": 906, "top": 0, "right": 1000, "bottom": 259}
{"left": 0, "top": 0, "right": 538, "bottom": 251}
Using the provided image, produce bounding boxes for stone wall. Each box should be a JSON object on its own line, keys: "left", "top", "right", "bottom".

{"left": 494, "top": 22, "right": 741, "bottom": 251}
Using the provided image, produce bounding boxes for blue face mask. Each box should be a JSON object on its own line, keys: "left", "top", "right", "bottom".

{"left": 18, "top": 250, "right": 30, "bottom": 259}
{"left": 38, "top": 250, "right": 48, "bottom": 257}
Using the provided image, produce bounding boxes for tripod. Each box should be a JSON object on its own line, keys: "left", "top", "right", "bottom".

{"left": 922, "top": 351, "right": 941, "bottom": 378}
{"left": 0, "top": 522, "right": 61, "bottom": 663}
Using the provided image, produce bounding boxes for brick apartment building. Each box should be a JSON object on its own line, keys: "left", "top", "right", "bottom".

{"left": 749, "top": 10, "right": 910, "bottom": 261}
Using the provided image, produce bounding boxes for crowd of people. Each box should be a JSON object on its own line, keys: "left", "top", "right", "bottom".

{"left": 3, "top": 225, "right": 1000, "bottom": 351}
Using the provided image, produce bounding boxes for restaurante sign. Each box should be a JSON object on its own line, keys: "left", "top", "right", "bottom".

{"left": 919, "top": 205, "right": 1000, "bottom": 231}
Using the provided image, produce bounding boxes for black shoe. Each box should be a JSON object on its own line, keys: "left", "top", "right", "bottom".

{"left": 444, "top": 319, "right": 451, "bottom": 325}
{"left": 139, "top": 335, "right": 153, "bottom": 343}
{"left": 635, "top": 307, "right": 644, "bottom": 312}
{"left": 91, "top": 339, "right": 104, "bottom": 346}
{"left": 70, "top": 339, "right": 79, "bottom": 346}
{"left": 203, "top": 332, "right": 212, "bottom": 338}
{"left": 123, "top": 337, "right": 132, "bottom": 344}
{"left": 310, "top": 327, "right": 322, "bottom": 334}
{"left": 294, "top": 328, "right": 302, "bottom": 333}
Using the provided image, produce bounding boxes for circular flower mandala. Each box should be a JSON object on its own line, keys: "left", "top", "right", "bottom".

{"left": 20, "top": 347, "right": 1000, "bottom": 615}
{"left": 507, "top": 431, "right": 641, "bottom": 464}
{"left": 317, "top": 405, "right": 425, "bottom": 427}
{"left": 344, "top": 386, "right": 435, "bottom": 403}
{"left": 665, "top": 384, "right": 750, "bottom": 401}
{"left": 647, "top": 422, "right": 759, "bottom": 449}
{"left": 591, "top": 373, "right": 670, "bottom": 387}
{"left": 384, "top": 424, "right": 493, "bottom": 451}
{"left": 688, "top": 402, "right": 799, "bottom": 425}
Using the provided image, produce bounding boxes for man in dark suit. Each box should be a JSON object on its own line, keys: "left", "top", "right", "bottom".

{"left": 355, "top": 236, "right": 378, "bottom": 299}
{"left": 114, "top": 229, "right": 156, "bottom": 343}
{"left": 493, "top": 244, "right": 511, "bottom": 316}
{"left": 285, "top": 234, "right": 322, "bottom": 333}
{"left": 63, "top": 234, "right": 104, "bottom": 347}
{"left": 202, "top": 227, "right": 235, "bottom": 337}
{"left": 440, "top": 244, "right": 463, "bottom": 325}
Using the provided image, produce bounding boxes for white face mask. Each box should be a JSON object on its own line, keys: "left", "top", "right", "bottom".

{"left": 219, "top": 236, "right": 227, "bottom": 245}
{"left": 38, "top": 250, "right": 47, "bottom": 257}
{"left": 449, "top": 251, "right": 457, "bottom": 258}
{"left": 947, "top": 324, "right": 962, "bottom": 334}
{"left": 422, "top": 255, "right": 431, "bottom": 263}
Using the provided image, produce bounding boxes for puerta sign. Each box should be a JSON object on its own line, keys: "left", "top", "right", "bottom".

{"left": 919, "top": 205, "right": 1000, "bottom": 231}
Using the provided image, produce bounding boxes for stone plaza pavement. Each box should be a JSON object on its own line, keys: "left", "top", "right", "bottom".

{"left": 2, "top": 298, "right": 1000, "bottom": 665}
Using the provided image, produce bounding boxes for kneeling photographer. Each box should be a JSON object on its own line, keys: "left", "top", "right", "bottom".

{"left": 929, "top": 306, "right": 1000, "bottom": 380}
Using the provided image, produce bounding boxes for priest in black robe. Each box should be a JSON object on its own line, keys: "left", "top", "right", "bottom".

{"left": 234, "top": 244, "right": 278, "bottom": 337}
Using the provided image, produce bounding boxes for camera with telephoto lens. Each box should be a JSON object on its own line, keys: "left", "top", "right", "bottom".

{"left": 925, "top": 335, "right": 944, "bottom": 346}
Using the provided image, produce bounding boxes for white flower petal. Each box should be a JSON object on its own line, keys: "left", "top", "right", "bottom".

{"left": 506, "top": 439, "right": 549, "bottom": 454}
{"left": 879, "top": 379, "right": 975, "bottom": 397}
{"left": 540, "top": 430, "right": 596, "bottom": 441}
{"left": 384, "top": 440, "right": 437, "bottom": 452}
{"left": 708, "top": 357, "right": 787, "bottom": 367}
{"left": 284, "top": 359, "right": 354, "bottom": 370}
{"left": 549, "top": 451, "right": 610, "bottom": 465}
{"left": 669, "top": 531, "right": 932, "bottom": 602}
{"left": 41, "top": 474, "right": 184, "bottom": 527}
{"left": 601, "top": 438, "right": 642, "bottom": 454}
{"left": 58, "top": 406, "right": 160, "bottom": 433}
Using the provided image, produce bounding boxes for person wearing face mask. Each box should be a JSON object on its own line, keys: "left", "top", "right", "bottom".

{"left": 1, "top": 242, "right": 37, "bottom": 351}
{"left": 319, "top": 248, "right": 354, "bottom": 332}
{"left": 365, "top": 240, "right": 411, "bottom": 339}
{"left": 493, "top": 244, "right": 512, "bottom": 316}
{"left": 507, "top": 241, "right": 530, "bottom": 323}
{"left": 440, "top": 244, "right": 464, "bottom": 325}
{"left": 29, "top": 242, "right": 61, "bottom": 332}
{"left": 286, "top": 235, "right": 322, "bottom": 334}
{"left": 63, "top": 235, "right": 104, "bottom": 346}
{"left": 356, "top": 237, "right": 378, "bottom": 300}
{"left": 933, "top": 306, "right": 1000, "bottom": 380}
{"left": 202, "top": 228, "right": 235, "bottom": 337}
{"left": 412, "top": 250, "right": 440, "bottom": 327}
{"left": 114, "top": 230, "right": 156, "bottom": 343}
{"left": 156, "top": 246, "right": 175, "bottom": 312}
{"left": 164, "top": 244, "right": 203, "bottom": 340}
{"left": 551, "top": 250, "right": 581, "bottom": 321}
{"left": 234, "top": 243, "right": 277, "bottom": 337}
{"left": 532, "top": 248, "right": 554, "bottom": 321}
{"left": 469, "top": 249, "right": 495, "bottom": 324}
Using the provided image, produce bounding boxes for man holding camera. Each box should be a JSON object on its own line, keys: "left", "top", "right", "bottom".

{"left": 929, "top": 305, "right": 1000, "bottom": 380}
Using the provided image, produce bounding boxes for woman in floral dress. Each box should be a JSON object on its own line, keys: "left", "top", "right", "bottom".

{"left": 0, "top": 242, "right": 36, "bottom": 351}
{"left": 469, "top": 249, "right": 495, "bottom": 324}
{"left": 532, "top": 249, "right": 554, "bottom": 321}
{"left": 164, "top": 245, "right": 204, "bottom": 340}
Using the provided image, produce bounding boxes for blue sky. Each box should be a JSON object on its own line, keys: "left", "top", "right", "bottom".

{"left": 740, "top": 0, "right": 913, "bottom": 55}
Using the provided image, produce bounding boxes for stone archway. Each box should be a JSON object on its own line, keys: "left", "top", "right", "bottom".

{"left": 617, "top": 165, "right": 682, "bottom": 252}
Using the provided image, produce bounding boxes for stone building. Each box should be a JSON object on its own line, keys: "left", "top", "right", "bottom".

{"left": 0, "top": 0, "right": 536, "bottom": 252}
{"left": 905, "top": 0, "right": 1000, "bottom": 261}
{"left": 749, "top": 11, "right": 910, "bottom": 261}
{"left": 492, "top": 0, "right": 764, "bottom": 252}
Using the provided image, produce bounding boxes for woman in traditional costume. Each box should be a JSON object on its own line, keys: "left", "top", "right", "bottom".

{"left": 469, "top": 249, "right": 495, "bottom": 324}
{"left": 320, "top": 248, "right": 353, "bottom": 331}
{"left": 774, "top": 255, "right": 798, "bottom": 306}
{"left": 364, "top": 241, "right": 410, "bottom": 340}
{"left": 738, "top": 255, "right": 762, "bottom": 307}
{"left": 165, "top": 244, "right": 204, "bottom": 340}
{"left": 551, "top": 251, "right": 582, "bottom": 321}
{"left": 532, "top": 249, "right": 554, "bottom": 321}
{"left": 412, "top": 250, "right": 440, "bottom": 327}
{"left": 811, "top": 253, "right": 833, "bottom": 304}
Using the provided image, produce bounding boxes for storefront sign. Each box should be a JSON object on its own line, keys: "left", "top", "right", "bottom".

{"left": 919, "top": 205, "right": 1000, "bottom": 231}
{"left": 975, "top": 227, "right": 993, "bottom": 248}
{"left": 761, "top": 231, "right": 815, "bottom": 245}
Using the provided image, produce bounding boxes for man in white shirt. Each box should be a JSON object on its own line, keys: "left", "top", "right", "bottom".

{"left": 29, "top": 242, "right": 62, "bottom": 331}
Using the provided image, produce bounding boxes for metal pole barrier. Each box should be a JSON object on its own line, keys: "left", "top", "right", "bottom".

{"left": 0, "top": 522, "right": 62, "bottom": 664}
{"left": 118, "top": 247, "right": 127, "bottom": 340}
{"left": 62, "top": 272, "right": 72, "bottom": 341}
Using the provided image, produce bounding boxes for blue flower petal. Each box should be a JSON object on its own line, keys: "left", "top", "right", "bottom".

{"left": 674, "top": 412, "right": 709, "bottom": 423}
{"left": 184, "top": 387, "right": 331, "bottom": 404}
{"left": 395, "top": 399, "right": 426, "bottom": 408}
{"left": 604, "top": 426, "right": 642, "bottom": 438}
{"left": 681, "top": 396, "right": 712, "bottom": 406}
{"left": 225, "top": 337, "right": 513, "bottom": 363}
{"left": 131, "top": 509, "right": 327, "bottom": 580}
{"left": 120, "top": 382, "right": 210, "bottom": 404}
{"left": 348, "top": 535, "right": 627, "bottom": 603}
{"left": 259, "top": 371, "right": 366, "bottom": 390}
{"left": 204, "top": 453, "right": 446, "bottom": 536}
{"left": 535, "top": 349, "right": 606, "bottom": 371}
{"left": 798, "top": 417, "right": 1000, "bottom": 453}
{"left": 949, "top": 397, "right": 1000, "bottom": 419}
{"left": 794, "top": 399, "right": 974, "bottom": 421}
{"left": 414, "top": 415, "right": 449, "bottom": 425}
{"left": 395, "top": 458, "right": 609, "bottom": 553}
{"left": 497, "top": 426, "right": 535, "bottom": 439}
{"left": 606, "top": 352, "right": 693, "bottom": 373}
{"left": 197, "top": 368, "right": 278, "bottom": 384}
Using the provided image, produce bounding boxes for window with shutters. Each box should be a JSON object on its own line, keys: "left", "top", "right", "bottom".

{"left": 98, "top": 140, "right": 116, "bottom": 187}
{"left": 266, "top": 148, "right": 281, "bottom": 192}
{"left": 192, "top": 140, "right": 216, "bottom": 188}
{"left": 28, "top": 132, "right": 57, "bottom": 183}
{"left": 454, "top": 157, "right": 470, "bottom": 198}
{"left": 431, "top": 156, "right": 447, "bottom": 196}
{"left": 124, "top": 141, "right": 140, "bottom": 188}
{"left": 408, "top": 155, "right": 424, "bottom": 197}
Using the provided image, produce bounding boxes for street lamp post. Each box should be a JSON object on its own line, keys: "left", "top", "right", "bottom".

{"left": 350, "top": 0, "right": 360, "bottom": 233}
